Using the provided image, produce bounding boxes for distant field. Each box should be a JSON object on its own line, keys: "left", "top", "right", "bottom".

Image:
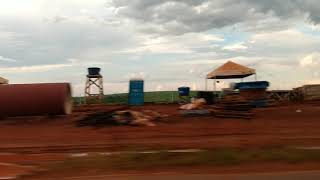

{"left": 73, "top": 91, "right": 199, "bottom": 105}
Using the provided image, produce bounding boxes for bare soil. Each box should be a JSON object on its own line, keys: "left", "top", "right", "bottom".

{"left": 1, "top": 103, "right": 320, "bottom": 178}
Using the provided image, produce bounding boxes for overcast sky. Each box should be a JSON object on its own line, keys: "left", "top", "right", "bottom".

{"left": 1, "top": 0, "right": 320, "bottom": 96}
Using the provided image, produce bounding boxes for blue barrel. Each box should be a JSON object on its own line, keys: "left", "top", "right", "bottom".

{"left": 88, "top": 67, "right": 101, "bottom": 76}
{"left": 128, "top": 80, "right": 144, "bottom": 106}
{"left": 178, "top": 87, "right": 190, "bottom": 96}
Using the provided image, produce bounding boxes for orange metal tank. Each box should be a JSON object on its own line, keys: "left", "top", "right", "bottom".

{"left": 0, "top": 83, "right": 72, "bottom": 117}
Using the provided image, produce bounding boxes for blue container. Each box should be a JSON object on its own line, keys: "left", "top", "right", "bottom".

{"left": 178, "top": 87, "right": 190, "bottom": 96}
{"left": 88, "top": 67, "right": 101, "bottom": 76}
{"left": 128, "top": 80, "right": 144, "bottom": 106}
{"left": 235, "top": 81, "right": 269, "bottom": 90}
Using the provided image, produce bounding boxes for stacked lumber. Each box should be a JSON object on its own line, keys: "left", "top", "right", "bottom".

{"left": 239, "top": 89, "right": 267, "bottom": 100}
{"left": 298, "top": 84, "right": 320, "bottom": 101}
{"left": 293, "top": 84, "right": 320, "bottom": 105}
{"left": 210, "top": 94, "right": 254, "bottom": 119}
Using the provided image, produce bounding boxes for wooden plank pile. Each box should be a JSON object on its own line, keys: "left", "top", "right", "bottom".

{"left": 210, "top": 94, "right": 254, "bottom": 119}
{"left": 295, "top": 84, "right": 320, "bottom": 101}
{"left": 291, "top": 84, "right": 320, "bottom": 105}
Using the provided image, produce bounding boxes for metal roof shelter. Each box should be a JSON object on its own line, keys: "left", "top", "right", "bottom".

{"left": 205, "top": 61, "right": 256, "bottom": 91}
{"left": 0, "top": 77, "right": 8, "bottom": 84}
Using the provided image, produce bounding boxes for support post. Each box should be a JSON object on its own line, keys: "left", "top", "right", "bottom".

{"left": 85, "top": 75, "right": 104, "bottom": 104}
{"left": 205, "top": 79, "right": 208, "bottom": 91}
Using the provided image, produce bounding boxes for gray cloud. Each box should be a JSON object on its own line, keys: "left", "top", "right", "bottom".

{"left": 112, "top": 0, "right": 320, "bottom": 34}
{"left": 0, "top": 55, "right": 18, "bottom": 62}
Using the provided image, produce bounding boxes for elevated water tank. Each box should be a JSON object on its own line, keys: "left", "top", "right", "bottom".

{"left": 128, "top": 79, "right": 144, "bottom": 106}
{"left": 88, "top": 67, "right": 101, "bottom": 76}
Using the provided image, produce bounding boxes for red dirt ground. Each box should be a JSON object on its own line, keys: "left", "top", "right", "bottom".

{"left": 1, "top": 103, "right": 320, "bottom": 178}
{"left": 1, "top": 104, "right": 320, "bottom": 153}
{"left": 0, "top": 163, "right": 34, "bottom": 179}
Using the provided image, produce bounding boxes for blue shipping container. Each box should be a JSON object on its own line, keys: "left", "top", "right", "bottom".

{"left": 128, "top": 80, "right": 144, "bottom": 105}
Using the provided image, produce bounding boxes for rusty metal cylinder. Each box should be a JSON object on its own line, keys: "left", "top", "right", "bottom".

{"left": 0, "top": 83, "right": 72, "bottom": 117}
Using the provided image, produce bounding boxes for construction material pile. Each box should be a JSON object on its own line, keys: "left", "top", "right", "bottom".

{"left": 179, "top": 98, "right": 207, "bottom": 110}
{"left": 210, "top": 94, "right": 254, "bottom": 119}
{"left": 0, "top": 76, "right": 8, "bottom": 84}
{"left": 235, "top": 81, "right": 270, "bottom": 107}
{"left": 295, "top": 84, "right": 320, "bottom": 104}
{"left": 179, "top": 98, "right": 211, "bottom": 116}
{"left": 78, "top": 109, "right": 168, "bottom": 127}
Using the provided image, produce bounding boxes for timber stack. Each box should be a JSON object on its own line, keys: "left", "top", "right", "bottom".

{"left": 210, "top": 94, "right": 254, "bottom": 119}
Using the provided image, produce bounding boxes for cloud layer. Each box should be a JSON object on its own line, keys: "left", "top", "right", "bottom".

{"left": 0, "top": 0, "right": 320, "bottom": 95}
{"left": 112, "top": 0, "right": 320, "bottom": 34}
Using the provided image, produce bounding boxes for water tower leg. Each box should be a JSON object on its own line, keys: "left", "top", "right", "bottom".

{"left": 84, "top": 76, "right": 104, "bottom": 104}
{"left": 98, "top": 77, "right": 104, "bottom": 103}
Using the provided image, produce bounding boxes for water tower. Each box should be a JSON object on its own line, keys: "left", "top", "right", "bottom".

{"left": 84, "top": 67, "right": 104, "bottom": 104}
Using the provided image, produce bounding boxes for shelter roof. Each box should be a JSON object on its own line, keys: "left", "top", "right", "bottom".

{"left": 207, "top": 61, "right": 256, "bottom": 79}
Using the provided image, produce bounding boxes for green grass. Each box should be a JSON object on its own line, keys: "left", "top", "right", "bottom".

{"left": 39, "top": 147, "right": 320, "bottom": 175}
{"left": 73, "top": 91, "right": 199, "bottom": 105}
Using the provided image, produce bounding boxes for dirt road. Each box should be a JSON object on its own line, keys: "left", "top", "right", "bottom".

{"left": 21, "top": 171, "right": 320, "bottom": 180}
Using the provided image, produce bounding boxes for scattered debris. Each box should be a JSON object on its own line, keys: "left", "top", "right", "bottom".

{"left": 70, "top": 153, "right": 89, "bottom": 157}
{"left": 0, "top": 76, "right": 8, "bottom": 85}
{"left": 78, "top": 109, "right": 167, "bottom": 127}
{"left": 179, "top": 98, "right": 206, "bottom": 110}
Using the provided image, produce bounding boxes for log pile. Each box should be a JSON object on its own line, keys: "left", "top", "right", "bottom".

{"left": 210, "top": 94, "right": 254, "bottom": 119}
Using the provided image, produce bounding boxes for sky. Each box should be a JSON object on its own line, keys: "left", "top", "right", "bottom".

{"left": 1, "top": 0, "right": 320, "bottom": 96}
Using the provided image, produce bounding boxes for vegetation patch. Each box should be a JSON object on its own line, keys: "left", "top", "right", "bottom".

{"left": 31, "top": 147, "right": 320, "bottom": 178}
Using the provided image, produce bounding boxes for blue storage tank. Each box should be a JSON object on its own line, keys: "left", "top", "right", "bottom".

{"left": 178, "top": 87, "right": 190, "bottom": 96}
{"left": 128, "top": 79, "right": 144, "bottom": 106}
{"left": 88, "top": 67, "right": 101, "bottom": 76}
{"left": 235, "top": 81, "right": 270, "bottom": 90}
